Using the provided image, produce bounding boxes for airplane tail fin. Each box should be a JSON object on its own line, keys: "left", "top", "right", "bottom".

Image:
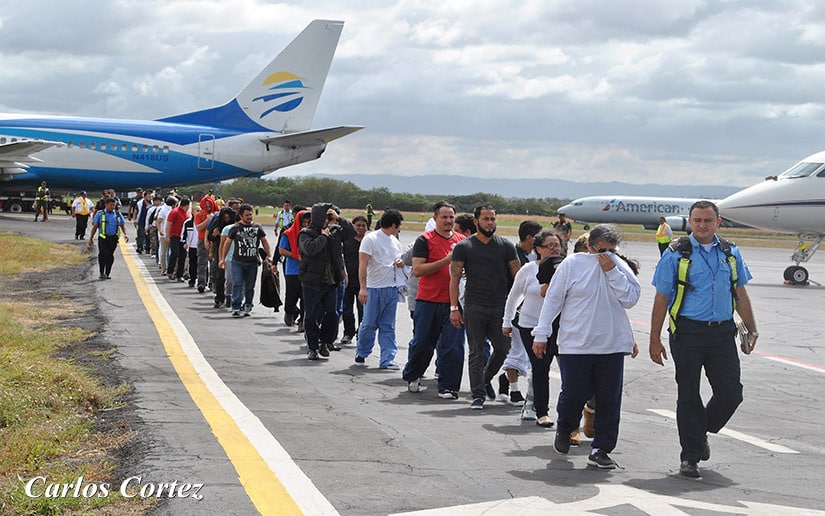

{"left": 158, "top": 20, "right": 344, "bottom": 133}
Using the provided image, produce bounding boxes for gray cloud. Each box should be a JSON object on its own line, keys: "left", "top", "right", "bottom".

{"left": 1, "top": 0, "right": 824, "bottom": 189}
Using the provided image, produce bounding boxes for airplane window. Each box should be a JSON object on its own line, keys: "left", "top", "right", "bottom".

{"left": 67, "top": 142, "right": 73, "bottom": 148}
{"left": 780, "top": 161, "right": 823, "bottom": 178}
{"left": 817, "top": 169, "right": 825, "bottom": 178}
{"left": 131, "top": 144, "right": 138, "bottom": 152}
{"left": 0, "top": 138, "right": 5, "bottom": 144}
{"left": 152, "top": 145, "right": 159, "bottom": 153}
{"left": 11, "top": 138, "right": 17, "bottom": 142}
{"left": 100, "top": 143, "right": 107, "bottom": 150}
{"left": 80, "top": 142, "right": 86, "bottom": 149}
{"left": 90, "top": 142, "right": 96, "bottom": 149}
{"left": 162, "top": 146, "right": 169, "bottom": 153}
{"left": 121, "top": 144, "right": 127, "bottom": 152}
{"left": 142, "top": 145, "right": 148, "bottom": 152}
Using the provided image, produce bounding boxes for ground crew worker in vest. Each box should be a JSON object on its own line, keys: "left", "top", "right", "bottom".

{"left": 72, "top": 191, "right": 95, "bottom": 240}
{"left": 655, "top": 216, "right": 673, "bottom": 255}
{"left": 88, "top": 197, "right": 128, "bottom": 280}
{"left": 34, "top": 181, "right": 50, "bottom": 222}
{"left": 649, "top": 200, "right": 759, "bottom": 480}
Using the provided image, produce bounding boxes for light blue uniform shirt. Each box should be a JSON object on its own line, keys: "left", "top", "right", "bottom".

{"left": 652, "top": 234, "right": 752, "bottom": 322}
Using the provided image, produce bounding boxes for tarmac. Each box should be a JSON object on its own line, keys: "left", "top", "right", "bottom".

{"left": 3, "top": 212, "right": 825, "bottom": 515}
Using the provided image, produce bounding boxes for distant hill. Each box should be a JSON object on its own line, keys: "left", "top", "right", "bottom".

{"left": 307, "top": 173, "right": 741, "bottom": 200}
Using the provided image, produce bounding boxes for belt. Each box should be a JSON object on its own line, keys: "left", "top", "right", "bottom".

{"left": 678, "top": 317, "right": 732, "bottom": 327}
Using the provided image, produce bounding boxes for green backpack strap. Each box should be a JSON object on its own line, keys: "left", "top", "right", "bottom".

{"left": 667, "top": 236, "right": 693, "bottom": 333}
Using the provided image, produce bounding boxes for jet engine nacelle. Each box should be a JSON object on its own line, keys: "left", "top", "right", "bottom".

{"left": 665, "top": 215, "right": 690, "bottom": 233}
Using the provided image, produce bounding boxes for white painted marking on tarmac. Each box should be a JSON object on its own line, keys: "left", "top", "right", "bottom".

{"left": 391, "top": 484, "right": 825, "bottom": 515}
{"left": 132, "top": 256, "right": 339, "bottom": 515}
{"left": 648, "top": 409, "right": 799, "bottom": 454}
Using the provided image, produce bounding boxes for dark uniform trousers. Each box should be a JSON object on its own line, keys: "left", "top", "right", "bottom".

{"left": 668, "top": 317, "right": 743, "bottom": 462}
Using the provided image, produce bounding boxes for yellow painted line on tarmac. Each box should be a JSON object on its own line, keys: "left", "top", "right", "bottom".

{"left": 119, "top": 239, "right": 335, "bottom": 515}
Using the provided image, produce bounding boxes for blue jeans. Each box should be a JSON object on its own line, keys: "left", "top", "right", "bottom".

{"left": 230, "top": 260, "right": 258, "bottom": 311}
{"left": 463, "top": 304, "right": 510, "bottom": 400}
{"left": 402, "top": 300, "right": 465, "bottom": 391}
{"left": 669, "top": 318, "right": 742, "bottom": 462}
{"left": 556, "top": 353, "right": 625, "bottom": 453}
{"left": 356, "top": 287, "right": 399, "bottom": 367}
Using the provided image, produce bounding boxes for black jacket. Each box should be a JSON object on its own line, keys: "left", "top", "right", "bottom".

{"left": 298, "top": 203, "right": 355, "bottom": 287}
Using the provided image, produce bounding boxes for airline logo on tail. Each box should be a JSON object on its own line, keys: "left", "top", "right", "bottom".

{"left": 253, "top": 72, "right": 309, "bottom": 118}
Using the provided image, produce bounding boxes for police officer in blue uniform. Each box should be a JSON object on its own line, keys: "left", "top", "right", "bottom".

{"left": 649, "top": 200, "right": 759, "bottom": 479}
{"left": 88, "top": 197, "right": 128, "bottom": 280}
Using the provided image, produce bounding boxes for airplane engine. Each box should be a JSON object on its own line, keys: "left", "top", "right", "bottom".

{"left": 665, "top": 215, "right": 689, "bottom": 232}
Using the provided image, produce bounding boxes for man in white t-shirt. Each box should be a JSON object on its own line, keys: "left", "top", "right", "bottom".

{"left": 354, "top": 209, "right": 405, "bottom": 369}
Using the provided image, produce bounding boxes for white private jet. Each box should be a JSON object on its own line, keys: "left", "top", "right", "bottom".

{"left": 717, "top": 150, "right": 825, "bottom": 285}
{"left": 0, "top": 20, "right": 361, "bottom": 191}
{"left": 558, "top": 196, "right": 717, "bottom": 231}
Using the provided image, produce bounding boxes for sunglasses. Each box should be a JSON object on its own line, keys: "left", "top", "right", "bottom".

{"left": 597, "top": 248, "right": 616, "bottom": 254}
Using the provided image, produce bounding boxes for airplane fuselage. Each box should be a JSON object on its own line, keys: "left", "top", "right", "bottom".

{"left": 558, "top": 196, "right": 707, "bottom": 230}
{"left": 716, "top": 158, "right": 825, "bottom": 235}
{"left": 0, "top": 114, "right": 325, "bottom": 190}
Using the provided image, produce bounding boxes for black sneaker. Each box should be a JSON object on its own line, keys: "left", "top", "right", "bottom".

{"left": 232, "top": 310, "right": 241, "bottom": 318}
{"left": 587, "top": 449, "right": 617, "bottom": 469}
{"left": 554, "top": 431, "right": 570, "bottom": 455}
{"left": 354, "top": 355, "right": 366, "bottom": 367}
{"left": 701, "top": 436, "right": 710, "bottom": 461}
{"left": 318, "top": 344, "right": 330, "bottom": 358}
{"left": 679, "top": 460, "right": 701, "bottom": 479}
{"left": 284, "top": 313, "right": 294, "bottom": 326}
{"left": 327, "top": 341, "right": 342, "bottom": 351}
{"left": 508, "top": 391, "right": 525, "bottom": 406}
{"left": 197, "top": 286, "right": 205, "bottom": 293}
{"left": 470, "top": 398, "right": 485, "bottom": 410}
{"left": 437, "top": 389, "right": 459, "bottom": 399}
{"left": 340, "top": 334, "right": 353, "bottom": 344}
{"left": 485, "top": 382, "right": 496, "bottom": 400}
{"left": 214, "top": 299, "right": 223, "bottom": 308}
{"left": 498, "top": 373, "right": 509, "bottom": 398}
{"left": 307, "top": 349, "right": 319, "bottom": 361}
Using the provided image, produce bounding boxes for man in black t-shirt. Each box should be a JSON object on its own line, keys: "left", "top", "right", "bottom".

{"left": 449, "top": 204, "right": 520, "bottom": 409}
{"left": 218, "top": 204, "right": 271, "bottom": 317}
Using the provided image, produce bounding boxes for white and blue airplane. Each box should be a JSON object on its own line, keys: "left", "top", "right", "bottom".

{"left": 717, "top": 150, "right": 825, "bottom": 285}
{"left": 0, "top": 20, "right": 361, "bottom": 191}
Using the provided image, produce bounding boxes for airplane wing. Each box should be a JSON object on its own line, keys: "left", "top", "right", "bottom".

{"left": 0, "top": 139, "right": 64, "bottom": 164}
{"left": 0, "top": 139, "right": 65, "bottom": 178}
{"left": 261, "top": 126, "right": 364, "bottom": 147}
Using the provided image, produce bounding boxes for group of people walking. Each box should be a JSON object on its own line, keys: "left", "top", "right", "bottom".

{"left": 80, "top": 191, "right": 758, "bottom": 479}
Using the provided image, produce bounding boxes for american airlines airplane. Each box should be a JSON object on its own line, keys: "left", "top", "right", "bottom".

{"left": 558, "top": 196, "right": 712, "bottom": 232}
{"left": 0, "top": 20, "right": 361, "bottom": 191}
{"left": 717, "top": 150, "right": 825, "bottom": 285}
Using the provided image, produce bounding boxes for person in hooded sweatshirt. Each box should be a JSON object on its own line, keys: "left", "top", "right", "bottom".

{"left": 299, "top": 203, "right": 355, "bottom": 360}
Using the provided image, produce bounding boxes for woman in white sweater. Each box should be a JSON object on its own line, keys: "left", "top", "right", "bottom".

{"left": 532, "top": 224, "right": 641, "bottom": 470}
{"left": 502, "top": 230, "right": 563, "bottom": 428}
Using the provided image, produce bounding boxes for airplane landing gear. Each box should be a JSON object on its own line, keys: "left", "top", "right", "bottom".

{"left": 783, "top": 265, "right": 809, "bottom": 285}
{"left": 784, "top": 234, "right": 824, "bottom": 285}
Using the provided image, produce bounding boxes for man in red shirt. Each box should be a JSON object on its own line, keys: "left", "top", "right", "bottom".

{"left": 165, "top": 197, "right": 191, "bottom": 281}
{"left": 402, "top": 201, "right": 466, "bottom": 398}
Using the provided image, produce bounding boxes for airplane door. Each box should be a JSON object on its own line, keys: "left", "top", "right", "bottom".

{"left": 198, "top": 134, "right": 215, "bottom": 170}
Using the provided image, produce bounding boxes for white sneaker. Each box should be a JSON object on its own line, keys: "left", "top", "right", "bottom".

{"left": 496, "top": 393, "right": 510, "bottom": 403}
{"left": 520, "top": 407, "right": 537, "bottom": 421}
{"left": 408, "top": 380, "right": 423, "bottom": 393}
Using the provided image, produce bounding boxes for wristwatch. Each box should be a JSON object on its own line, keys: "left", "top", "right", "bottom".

{"left": 750, "top": 331, "right": 759, "bottom": 338}
{"left": 450, "top": 306, "right": 459, "bottom": 312}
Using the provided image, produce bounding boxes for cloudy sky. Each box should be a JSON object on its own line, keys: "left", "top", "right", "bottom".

{"left": 2, "top": 0, "right": 825, "bottom": 188}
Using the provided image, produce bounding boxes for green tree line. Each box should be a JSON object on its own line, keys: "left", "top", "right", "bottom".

{"left": 186, "top": 177, "right": 569, "bottom": 216}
